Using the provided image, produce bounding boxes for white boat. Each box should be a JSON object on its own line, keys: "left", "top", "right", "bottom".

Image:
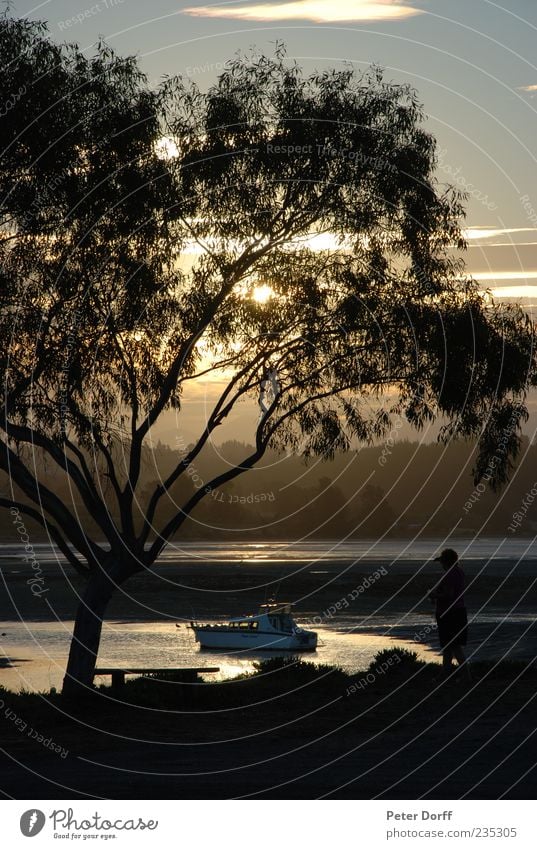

{"left": 189, "top": 603, "right": 318, "bottom": 651}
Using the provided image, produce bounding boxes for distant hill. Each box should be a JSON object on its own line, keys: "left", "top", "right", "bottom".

{"left": 3, "top": 436, "right": 537, "bottom": 542}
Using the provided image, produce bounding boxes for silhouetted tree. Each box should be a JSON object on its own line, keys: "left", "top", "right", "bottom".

{"left": 1, "top": 18, "right": 534, "bottom": 695}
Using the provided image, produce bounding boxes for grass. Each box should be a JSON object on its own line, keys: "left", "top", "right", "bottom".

{"left": 1, "top": 647, "right": 535, "bottom": 717}
{"left": 2, "top": 649, "right": 537, "bottom": 798}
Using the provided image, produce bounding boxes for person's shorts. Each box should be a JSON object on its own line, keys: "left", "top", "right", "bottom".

{"left": 436, "top": 607, "right": 468, "bottom": 649}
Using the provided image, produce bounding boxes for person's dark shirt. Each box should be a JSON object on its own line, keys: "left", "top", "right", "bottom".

{"left": 435, "top": 564, "right": 465, "bottom": 616}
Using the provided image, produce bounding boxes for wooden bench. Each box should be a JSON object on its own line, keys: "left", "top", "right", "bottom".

{"left": 94, "top": 667, "right": 219, "bottom": 687}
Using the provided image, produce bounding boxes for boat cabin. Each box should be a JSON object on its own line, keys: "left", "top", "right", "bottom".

{"left": 188, "top": 601, "right": 317, "bottom": 651}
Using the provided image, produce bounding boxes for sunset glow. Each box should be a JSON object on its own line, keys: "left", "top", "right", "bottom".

{"left": 155, "top": 136, "right": 179, "bottom": 159}
{"left": 182, "top": 0, "right": 422, "bottom": 23}
{"left": 252, "top": 284, "right": 274, "bottom": 303}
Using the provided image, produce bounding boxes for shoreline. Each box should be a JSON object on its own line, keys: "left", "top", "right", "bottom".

{"left": 2, "top": 550, "right": 536, "bottom": 693}
{"left": 2, "top": 611, "right": 536, "bottom": 694}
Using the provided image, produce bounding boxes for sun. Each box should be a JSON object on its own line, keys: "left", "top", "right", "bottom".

{"left": 155, "top": 136, "right": 179, "bottom": 160}
{"left": 252, "top": 284, "right": 274, "bottom": 304}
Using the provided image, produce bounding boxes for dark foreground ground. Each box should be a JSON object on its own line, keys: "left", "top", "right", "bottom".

{"left": 1, "top": 651, "right": 536, "bottom": 800}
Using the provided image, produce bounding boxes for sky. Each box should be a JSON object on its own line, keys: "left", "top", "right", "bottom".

{"left": 10, "top": 0, "right": 537, "bottom": 443}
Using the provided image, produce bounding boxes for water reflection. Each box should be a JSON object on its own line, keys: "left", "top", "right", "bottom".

{"left": 5, "top": 610, "right": 536, "bottom": 695}
{"left": 0, "top": 619, "right": 436, "bottom": 693}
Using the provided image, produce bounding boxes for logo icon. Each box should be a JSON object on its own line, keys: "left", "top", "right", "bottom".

{"left": 20, "top": 810, "right": 46, "bottom": 837}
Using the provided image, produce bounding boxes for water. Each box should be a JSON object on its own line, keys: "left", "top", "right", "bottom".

{"left": 0, "top": 617, "right": 438, "bottom": 693}
{"left": 2, "top": 536, "right": 537, "bottom": 566}
{"left": 163, "top": 538, "right": 537, "bottom": 563}
{"left": 3, "top": 610, "right": 536, "bottom": 693}
{"left": 1, "top": 538, "right": 536, "bottom": 692}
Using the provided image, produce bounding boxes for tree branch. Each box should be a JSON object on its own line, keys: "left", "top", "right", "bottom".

{"left": 145, "top": 386, "right": 282, "bottom": 565}
{"left": 0, "top": 497, "right": 89, "bottom": 577}
{"left": 127, "top": 230, "right": 304, "bottom": 497}
{"left": 0, "top": 438, "right": 103, "bottom": 568}
{"left": 3, "top": 300, "right": 61, "bottom": 415}
{"left": 145, "top": 443, "right": 268, "bottom": 566}
{"left": 62, "top": 395, "right": 124, "bottom": 507}
{"left": 138, "top": 350, "right": 268, "bottom": 548}
{"left": 0, "top": 418, "right": 120, "bottom": 551}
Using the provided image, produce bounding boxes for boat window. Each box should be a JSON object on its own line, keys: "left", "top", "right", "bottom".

{"left": 239, "top": 621, "right": 249, "bottom": 629}
{"left": 248, "top": 621, "right": 259, "bottom": 630}
{"left": 268, "top": 614, "right": 293, "bottom": 633}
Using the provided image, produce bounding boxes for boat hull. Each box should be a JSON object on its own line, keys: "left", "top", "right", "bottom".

{"left": 192, "top": 628, "right": 317, "bottom": 651}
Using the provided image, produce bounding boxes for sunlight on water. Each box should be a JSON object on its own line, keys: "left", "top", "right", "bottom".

{"left": 3, "top": 537, "right": 537, "bottom": 566}
{"left": 2, "top": 538, "right": 535, "bottom": 693}
{"left": 0, "top": 618, "right": 437, "bottom": 693}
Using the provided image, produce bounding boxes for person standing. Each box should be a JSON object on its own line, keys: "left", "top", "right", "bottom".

{"left": 429, "top": 548, "right": 471, "bottom": 681}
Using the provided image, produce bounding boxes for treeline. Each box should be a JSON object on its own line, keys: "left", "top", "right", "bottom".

{"left": 158, "top": 437, "right": 536, "bottom": 538}
{"left": 2, "top": 437, "right": 537, "bottom": 541}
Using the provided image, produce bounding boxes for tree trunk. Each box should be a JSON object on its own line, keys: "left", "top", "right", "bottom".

{"left": 62, "top": 558, "right": 131, "bottom": 698}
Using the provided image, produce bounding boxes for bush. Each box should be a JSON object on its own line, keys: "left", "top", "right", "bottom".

{"left": 367, "top": 647, "right": 426, "bottom": 678}
{"left": 251, "top": 655, "right": 345, "bottom": 678}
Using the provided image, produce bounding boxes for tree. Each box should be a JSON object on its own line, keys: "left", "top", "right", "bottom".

{"left": 1, "top": 18, "right": 534, "bottom": 696}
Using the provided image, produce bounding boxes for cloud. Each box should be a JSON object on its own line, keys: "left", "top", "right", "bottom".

{"left": 488, "top": 285, "right": 537, "bottom": 300}
{"left": 464, "top": 227, "right": 537, "bottom": 241}
{"left": 182, "top": 0, "right": 423, "bottom": 24}
{"left": 473, "top": 271, "right": 537, "bottom": 281}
